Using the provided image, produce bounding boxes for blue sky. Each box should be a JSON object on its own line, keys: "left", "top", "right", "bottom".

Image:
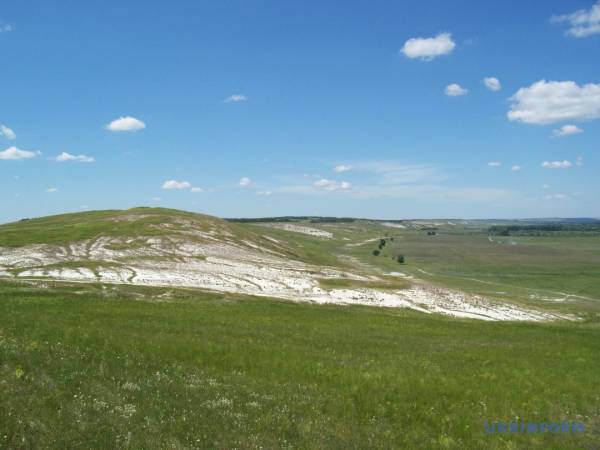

{"left": 1, "top": 0, "right": 599, "bottom": 222}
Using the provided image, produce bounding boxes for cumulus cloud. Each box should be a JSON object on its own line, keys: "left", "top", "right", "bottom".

{"left": 162, "top": 180, "right": 192, "bottom": 190}
{"left": 483, "top": 77, "right": 501, "bottom": 91}
{"left": 510, "top": 165, "right": 522, "bottom": 172}
{"left": 46, "top": 187, "right": 58, "bottom": 193}
{"left": 0, "top": 124, "right": 16, "bottom": 140}
{"left": 400, "top": 32, "right": 456, "bottom": 61}
{"left": 445, "top": 83, "right": 468, "bottom": 96}
{"left": 542, "top": 160, "right": 573, "bottom": 169}
{"left": 333, "top": 164, "right": 352, "bottom": 173}
{"left": 487, "top": 161, "right": 502, "bottom": 167}
{"left": 508, "top": 80, "right": 600, "bottom": 124}
{"left": 106, "top": 116, "right": 146, "bottom": 132}
{"left": 313, "top": 178, "right": 351, "bottom": 191}
{"left": 224, "top": 95, "right": 248, "bottom": 103}
{"left": 0, "top": 146, "right": 39, "bottom": 160}
{"left": 552, "top": 1, "right": 600, "bottom": 37}
{"left": 552, "top": 124, "right": 583, "bottom": 137}
{"left": 55, "top": 152, "right": 95, "bottom": 163}
{"left": 238, "top": 177, "right": 252, "bottom": 187}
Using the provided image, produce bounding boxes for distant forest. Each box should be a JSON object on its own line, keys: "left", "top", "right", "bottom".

{"left": 489, "top": 224, "right": 600, "bottom": 236}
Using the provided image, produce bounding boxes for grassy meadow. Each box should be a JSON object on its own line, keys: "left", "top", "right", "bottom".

{"left": 1, "top": 280, "right": 600, "bottom": 449}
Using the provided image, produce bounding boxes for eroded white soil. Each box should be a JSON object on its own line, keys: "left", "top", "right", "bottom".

{"left": 0, "top": 235, "right": 565, "bottom": 321}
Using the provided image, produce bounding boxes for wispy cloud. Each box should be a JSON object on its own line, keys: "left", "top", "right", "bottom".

{"left": 275, "top": 160, "right": 511, "bottom": 203}
{"left": 106, "top": 116, "right": 146, "bottom": 132}
{"left": 162, "top": 180, "right": 192, "bottom": 190}
{"left": 544, "top": 193, "right": 569, "bottom": 200}
{"left": 0, "top": 146, "right": 39, "bottom": 160}
{"left": 400, "top": 33, "right": 455, "bottom": 61}
{"left": 333, "top": 164, "right": 352, "bottom": 173}
{"left": 313, "top": 179, "right": 351, "bottom": 191}
{"left": 542, "top": 160, "right": 572, "bottom": 169}
{"left": 510, "top": 165, "right": 522, "bottom": 172}
{"left": 487, "top": 161, "right": 502, "bottom": 167}
{"left": 0, "top": 124, "right": 16, "bottom": 140}
{"left": 55, "top": 152, "right": 95, "bottom": 163}
{"left": 0, "top": 23, "right": 13, "bottom": 33}
{"left": 46, "top": 187, "right": 58, "bottom": 193}
{"left": 552, "top": 1, "right": 600, "bottom": 37}
{"left": 224, "top": 95, "right": 248, "bottom": 103}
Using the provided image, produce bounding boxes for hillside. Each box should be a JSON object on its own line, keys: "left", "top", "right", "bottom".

{"left": 0, "top": 207, "right": 570, "bottom": 321}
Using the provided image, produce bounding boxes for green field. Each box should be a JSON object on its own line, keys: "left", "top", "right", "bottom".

{"left": 1, "top": 280, "right": 599, "bottom": 449}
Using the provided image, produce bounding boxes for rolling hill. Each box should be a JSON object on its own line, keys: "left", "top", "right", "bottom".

{"left": 0, "top": 207, "right": 568, "bottom": 321}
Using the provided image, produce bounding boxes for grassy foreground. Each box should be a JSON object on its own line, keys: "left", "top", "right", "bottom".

{"left": 1, "top": 281, "right": 599, "bottom": 449}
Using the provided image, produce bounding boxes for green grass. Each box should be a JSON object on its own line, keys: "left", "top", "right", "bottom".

{"left": 338, "top": 225, "right": 600, "bottom": 315}
{"left": 1, "top": 280, "right": 599, "bottom": 449}
{"left": 317, "top": 276, "right": 411, "bottom": 291}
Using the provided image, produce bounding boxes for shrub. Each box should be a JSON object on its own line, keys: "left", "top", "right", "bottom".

{"left": 372, "top": 249, "right": 380, "bottom": 256}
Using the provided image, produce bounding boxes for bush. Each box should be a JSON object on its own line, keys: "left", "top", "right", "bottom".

{"left": 397, "top": 255, "right": 405, "bottom": 264}
{"left": 372, "top": 249, "right": 380, "bottom": 256}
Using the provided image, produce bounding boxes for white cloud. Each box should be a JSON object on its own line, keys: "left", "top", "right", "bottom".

{"left": 552, "top": 1, "right": 600, "bottom": 37}
{"left": 576, "top": 156, "right": 584, "bottom": 166}
{"left": 487, "top": 161, "right": 502, "bottom": 167}
{"left": 105, "top": 116, "right": 146, "bottom": 132}
{"left": 46, "top": 187, "right": 58, "bottom": 193}
{"left": 224, "top": 95, "right": 248, "bottom": 103}
{"left": 483, "top": 77, "right": 501, "bottom": 91}
{"left": 190, "top": 187, "right": 204, "bottom": 192}
{"left": 238, "top": 177, "right": 252, "bottom": 187}
{"left": 542, "top": 184, "right": 551, "bottom": 189}
{"left": 0, "top": 124, "right": 16, "bottom": 140}
{"left": 313, "top": 178, "right": 351, "bottom": 191}
{"left": 333, "top": 164, "right": 352, "bottom": 173}
{"left": 162, "top": 180, "right": 191, "bottom": 190}
{"left": 55, "top": 152, "right": 95, "bottom": 163}
{"left": 552, "top": 124, "right": 583, "bottom": 137}
{"left": 0, "top": 24, "right": 13, "bottom": 33}
{"left": 542, "top": 160, "right": 573, "bottom": 169}
{"left": 445, "top": 83, "right": 468, "bottom": 97}
{"left": 510, "top": 165, "right": 522, "bottom": 172}
{"left": 0, "top": 146, "right": 39, "bottom": 160}
{"left": 508, "top": 80, "right": 600, "bottom": 124}
{"left": 152, "top": 197, "right": 162, "bottom": 202}
{"left": 257, "top": 190, "right": 273, "bottom": 196}
{"left": 544, "top": 193, "right": 569, "bottom": 200}
{"left": 400, "top": 32, "right": 455, "bottom": 61}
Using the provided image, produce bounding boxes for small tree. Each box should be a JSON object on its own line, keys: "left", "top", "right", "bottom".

{"left": 372, "top": 249, "right": 380, "bottom": 256}
{"left": 397, "top": 255, "right": 405, "bottom": 264}
{"left": 379, "top": 238, "right": 386, "bottom": 247}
